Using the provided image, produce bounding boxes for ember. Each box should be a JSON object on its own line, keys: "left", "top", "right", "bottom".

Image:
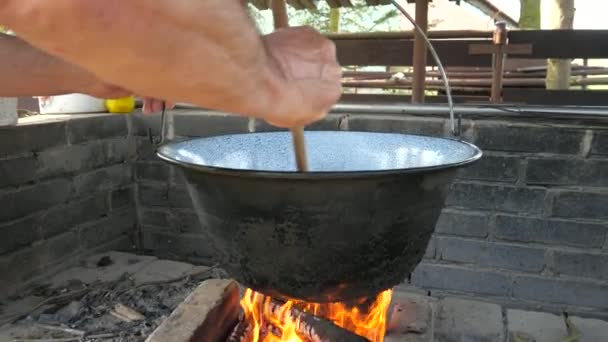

{"left": 237, "top": 288, "right": 393, "bottom": 342}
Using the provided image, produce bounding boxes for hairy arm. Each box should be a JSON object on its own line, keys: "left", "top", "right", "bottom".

{"left": 0, "top": 33, "right": 127, "bottom": 98}
{"left": 0, "top": 0, "right": 341, "bottom": 127}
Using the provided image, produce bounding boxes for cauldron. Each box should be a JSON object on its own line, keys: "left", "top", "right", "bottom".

{"left": 157, "top": 131, "right": 482, "bottom": 302}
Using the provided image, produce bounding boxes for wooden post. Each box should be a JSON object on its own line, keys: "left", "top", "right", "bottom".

{"left": 270, "top": 0, "right": 309, "bottom": 172}
{"left": 491, "top": 22, "right": 508, "bottom": 103}
{"left": 412, "top": 0, "right": 429, "bottom": 103}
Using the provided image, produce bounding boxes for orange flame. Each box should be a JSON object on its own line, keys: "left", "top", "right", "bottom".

{"left": 239, "top": 289, "right": 393, "bottom": 342}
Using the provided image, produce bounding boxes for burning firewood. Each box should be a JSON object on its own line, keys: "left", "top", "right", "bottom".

{"left": 234, "top": 293, "right": 370, "bottom": 342}
{"left": 227, "top": 314, "right": 253, "bottom": 342}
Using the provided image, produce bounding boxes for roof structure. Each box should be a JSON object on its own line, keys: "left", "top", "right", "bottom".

{"left": 248, "top": 0, "right": 518, "bottom": 28}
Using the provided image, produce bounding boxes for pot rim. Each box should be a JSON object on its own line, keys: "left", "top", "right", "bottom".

{"left": 156, "top": 131, "right": 483, "bottom": 180}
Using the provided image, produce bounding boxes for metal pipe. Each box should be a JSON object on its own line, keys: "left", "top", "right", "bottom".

{"left": 171, "top": 101, "right": 608, "bottom": 118}
{"left": 331, "top": 102, "right": 608, "bottom": 119}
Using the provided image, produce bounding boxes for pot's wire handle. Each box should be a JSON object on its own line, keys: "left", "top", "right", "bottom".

{"left": 389, "top": 0, "right": 461, "bottom": 138}
{"left": 149, "top": 101, "right": 167, "bottom": 146}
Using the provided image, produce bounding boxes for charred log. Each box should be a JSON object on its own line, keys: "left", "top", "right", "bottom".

{"left": 226, "top": 315, "right": 253, "bottom": 342}
{"left": 264, "top": 300, "right": 370, "bottom": 342}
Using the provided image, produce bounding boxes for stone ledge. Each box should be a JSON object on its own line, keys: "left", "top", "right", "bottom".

{"left": 145, "top": 279, "right": 240, "bottom": 342}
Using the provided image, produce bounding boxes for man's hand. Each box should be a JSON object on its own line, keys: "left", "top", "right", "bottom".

{"left": 261, "top": 27, "right": 342, "bottom": 128}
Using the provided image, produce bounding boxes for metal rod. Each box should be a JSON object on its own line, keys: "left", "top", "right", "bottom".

{"left": 271, "top": 0, "right": 309, "bottom": 172}
{"left": 411, "top": 0, "right": 429, "bottom": 103}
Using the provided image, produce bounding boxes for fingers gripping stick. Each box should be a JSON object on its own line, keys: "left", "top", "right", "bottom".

{"left": 270, "top": 0, "right": 309, "bottom": 172}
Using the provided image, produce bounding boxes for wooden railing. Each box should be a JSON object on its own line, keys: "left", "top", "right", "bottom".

{"left": 328, "top": 29, "right": 608, "bottom": 106}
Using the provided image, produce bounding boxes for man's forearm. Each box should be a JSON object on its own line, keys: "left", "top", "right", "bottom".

{"left": 0, "top": 34, "right": 101, "bottom": 97}
{"left": 0, "top": 0, "right": 277, "bottom": 118}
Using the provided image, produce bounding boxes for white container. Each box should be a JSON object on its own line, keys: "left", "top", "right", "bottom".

{"left": 0, "top": 97, "right": 18, "bottom": 126}
{"left": 38, "top": 93, "right": 107, "bottom": 114}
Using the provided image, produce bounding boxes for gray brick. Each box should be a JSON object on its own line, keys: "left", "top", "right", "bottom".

{"left": 570, "top": 316, "right": 608, "bottom": 342}
{"left": 168, "top": 185, "right": 193, "bottom": 209}
{"left": 0, "top": 121, "right": 67, "bottom": 157}
{"left": 255, "top": 114, "right": 344, "bottom": 132}
{"left": 136, "top": 162, "right": 170, "bottom": 182}
{"left": 105, "top": 209, "right": 137, "bottom": 241}
{"left": 174, "top": 112, "right": 249, "bottom": 137}
{"left": 411, "top": 263, "right": 511, "bottom": 297}
{"left": 67, "top": 115, "right": 128, "bottom": 144}
{"left": 346, "top": 115, "right": 446, "bottom": 137}
{"left": 495, "top": 214, "right": 606, "bottom": 248}
{"left": 140, "top": 209, "right": 172, "bottom": 228}
{"left": 104, "top": 137, "right": 137, "bottom": 164}
{"left": 552, "top": 191, "right": 608, "bottom": 220}
{"left": 435, "top": 297, "right": 504, "bottom": 342}
{"left": 174, "top": 210, "right": 203, "bottom": 234}
{"left": 46, "top": 231, "right": 79, "bottom": 263}
{"left": 437, "top": 237, "right": 545, "bottom": 272}
{"left": 507, "top": 310, "right": 567, "bottom": 342}
{"left": 0, "top": 178, "right": 72, "bottom": 221}
{"left": 447, "top": 183, "right": 546, "bottom": 214}
{"left": 457, "top": 155, "right": 520, "bottom": 183}
{"left": 39, "top": 194, "right": 109, "bottom": 239}
{"left": 138, "top": 183, "right": 169, "bottom": 207}
{"left": 131, "top": 112, "right": 162, "bottom": 136}
{"left": 423, "top": 236, "right": 436, "bottom": 259}
{"left": 0, "top": 231, "right": 78, "bottom": 290}
{"left": 385, "top": 291, "right": 434, "bottom": 341}
{"left": 136, "top": 137, "right": 161, "bottom": 161}
{"left": 554, "top": 251, "right": 608, "bottom": 281}
{"left": 591, "top": 131, "right": 608, "bottom": 156}
{"left": 0, "top": 216, "right": 38, "bottom": 255}
{"left": 0, "top": 241, "right": 46, "bottom": 291}
{"left": 172, "top": 167, "right": 188, "bottom": 184}
{"left": 36, "top": 141, "right": 107, "bottom": 178}
{"left": 0, "top": 155, "right": 38, "bottom": 188}
{"left": 526, "top": 158, "right": 608, "bottom": 186}
{"left": 72, "top": 164, "right": 132, "bottom": 198}
{"left": 111, "top": 187, "right": 134, "bottom": 210}
{"left": 474, "top": 122, "right": 584, "bottom": 154}
{"left": 512, "top": 275, "right": 608, "bottom": 309}
{"left": 435, "top": 209, "right": 489, "bottom": 238}
{"left": 78, "top": 209, "right": 135, "bottom": 249}
{"left": 142, "top": 229, "right": 215, "bottom": 261}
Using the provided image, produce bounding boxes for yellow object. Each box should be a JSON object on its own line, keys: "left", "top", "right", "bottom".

{"left": 105, "top": 96, "right": 135, "bottom": 113}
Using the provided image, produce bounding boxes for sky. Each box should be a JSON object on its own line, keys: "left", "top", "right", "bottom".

{"left": 485, "top": 0, "right": 606, "bottom": 29}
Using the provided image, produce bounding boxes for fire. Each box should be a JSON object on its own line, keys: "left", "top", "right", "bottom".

{"left": 239, "top": 288, "right": 393, "bottom": 342}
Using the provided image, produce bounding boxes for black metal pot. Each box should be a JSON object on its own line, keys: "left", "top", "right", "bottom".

{"left": 157, "top": 131, "right": 482, "bottom": 303}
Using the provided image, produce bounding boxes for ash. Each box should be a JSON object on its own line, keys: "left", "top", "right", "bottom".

{"left": 0, "top": 251, "right": 227, "bottom": 342}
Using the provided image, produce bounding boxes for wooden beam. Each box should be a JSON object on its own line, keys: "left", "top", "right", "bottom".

{"left": 332, "top": 38, "right": 493, "bottom": 67}
{"left": 508, "top": 30, "right": 608, "bottom": 59}
{"left": 412, "top": 0, "right": 429, "bottom": 103}
{"left": 330, "top": 30, "right": 608, "bottom": 68}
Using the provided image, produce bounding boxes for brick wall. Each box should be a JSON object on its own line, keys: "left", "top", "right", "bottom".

{"left": 3, "top": 109, "right": 606, "bottom": 314}
{"left": 133, "top": 109, "right": 608, "bottom": 314}
{"left": 0, "top": 114, "right": 138, "bottom": 296}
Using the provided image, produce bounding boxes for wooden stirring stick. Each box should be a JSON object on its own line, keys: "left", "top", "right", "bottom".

{"left": 270, "top": 0, "right": 309, "bottom": 172}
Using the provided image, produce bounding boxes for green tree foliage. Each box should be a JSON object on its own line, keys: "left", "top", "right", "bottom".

{"left": 248, "top": 0, "right": 400, "bottom": 34}
{"left": 519, "top": 0, "right": 541, "bottom": 29}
